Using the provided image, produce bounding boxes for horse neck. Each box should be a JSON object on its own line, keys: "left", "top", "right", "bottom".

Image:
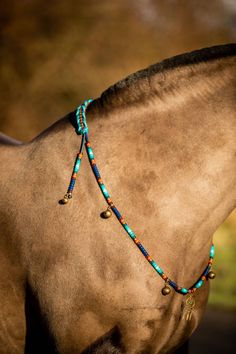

{"left": 28, "top": 57, "right": 235, "bottom": 254}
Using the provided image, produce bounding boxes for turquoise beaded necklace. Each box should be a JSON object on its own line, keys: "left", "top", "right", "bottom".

{"left": 60, "top": 99, "right": 216, "bottom": 319}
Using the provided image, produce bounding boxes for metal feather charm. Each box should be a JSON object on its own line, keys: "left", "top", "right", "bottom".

{"left": 183, "top": 295, "right": 195, "bottom": 321}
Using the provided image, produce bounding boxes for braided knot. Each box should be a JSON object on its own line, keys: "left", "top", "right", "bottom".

{"left": 75, "top": 99, "right": 93, "bottom": 135}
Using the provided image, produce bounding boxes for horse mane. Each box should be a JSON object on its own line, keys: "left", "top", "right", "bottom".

{"left": 93, "top": 43, "right": 236, "bottom": 110}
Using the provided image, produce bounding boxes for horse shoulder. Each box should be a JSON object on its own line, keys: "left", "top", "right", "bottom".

{"left": 0, "top": 239, "right": 26, "bottom": 353}
{"left": 0, "top": 134, "right": 26, "bottom": 353}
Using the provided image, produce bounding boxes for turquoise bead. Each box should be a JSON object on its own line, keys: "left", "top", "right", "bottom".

{"left": 210, "top": 245, "right": 215, "bottom": 258}
{"left": 87, "top": 147, "right": 94, "bottom": 159}
{"left": 74, "top": 160, "right": 81, "bottom": 173}
{"left": 195, "top": 280, "right": 204, "bottom": 288}
{"left": 151, "top": 261, "right": 164, "bottom": 275}
{"left": 180, "top": 288, "right": 188, "bottom": 294}
{"left": 100, "top": 184, "right": 110, "bottom": 198}
{"left": 124, "top": 224, "right": 135, "bottom": 238}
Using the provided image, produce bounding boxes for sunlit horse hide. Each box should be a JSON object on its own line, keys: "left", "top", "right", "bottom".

{"left": 0, "top": 44, "right": 235, "bottom": 354}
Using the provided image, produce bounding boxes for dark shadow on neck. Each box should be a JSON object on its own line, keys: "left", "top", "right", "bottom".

{"left": 81, "top": 326, "right": 125, "bottom": 354}
{"left": 68, "top": 110, "right": 79, "bottom": 133}
{"left": 25, "top": 281, "right": 58, "bottom": 354}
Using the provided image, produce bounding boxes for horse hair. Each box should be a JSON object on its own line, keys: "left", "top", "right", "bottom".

{"left": 93, "top": 43, "right": 236, "bottom": 110}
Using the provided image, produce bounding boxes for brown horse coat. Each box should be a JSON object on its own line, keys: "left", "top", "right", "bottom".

{"left": 0, "top": 44, "right": 236, "bottom": 353}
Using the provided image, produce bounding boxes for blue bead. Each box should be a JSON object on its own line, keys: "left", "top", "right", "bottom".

{"left": 138, "top": 244, "right": 148, "bottom": 257}
{"left": 169, "top": 280, "right": 177, "bottom": 289}
{"left": 112, "top": 207, "right": 122, "bottom": 219}
{"left": 203, "top": 265, "right": 211, "bottom": 276}
{"left": 93, "top": 165, "right": 101, "bottom": 178}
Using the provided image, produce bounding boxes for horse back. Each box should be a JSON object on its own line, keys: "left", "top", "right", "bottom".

{"left": 0, "top": 132, "right": 22, "bottom": 146}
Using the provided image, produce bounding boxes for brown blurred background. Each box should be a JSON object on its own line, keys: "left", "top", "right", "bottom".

{"left": 1, "top": 0, "right": 236, "bottom": 142}
{"left": 0, "top": 0, "right": 235, "bottom": 350}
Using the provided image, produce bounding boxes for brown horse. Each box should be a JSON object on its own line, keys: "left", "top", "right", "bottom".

{"left": 0, "top": 44, "right": 235, "bottom": 354}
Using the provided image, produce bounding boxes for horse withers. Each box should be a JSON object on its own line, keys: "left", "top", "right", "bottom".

{"left": 0, "top": 44, "right": 235, "bottom": 354}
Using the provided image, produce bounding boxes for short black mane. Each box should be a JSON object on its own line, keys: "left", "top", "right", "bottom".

{"left": 98, "top": 43, "right": 236, "bottom": 107}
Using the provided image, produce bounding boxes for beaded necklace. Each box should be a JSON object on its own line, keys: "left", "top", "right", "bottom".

{"left": 60, "top": 99, "right": 216, "bottom": 320}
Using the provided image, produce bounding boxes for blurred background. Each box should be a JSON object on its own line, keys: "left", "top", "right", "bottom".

{"left": 0, "top": 0, "right": 235, "bottom": 352}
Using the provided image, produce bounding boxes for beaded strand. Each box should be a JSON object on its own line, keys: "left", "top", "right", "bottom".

{"left": 60, "top": 134, "right": 85, "bottom": 204}
{"left": 60, "top": 99, "right": 216, "bottom": 296}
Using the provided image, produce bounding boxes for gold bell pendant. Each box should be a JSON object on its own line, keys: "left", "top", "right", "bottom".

{"left": 100, "top": 206, "right": 112, "bottom": 219}
{"left": 60, "top": 192, "right": 72, "bottom": 205}
{"left": 161, "top": 283, "right": 171, "bottom": 296}
{"left": 208, "top": 270, "right": 216, "bottom": 280}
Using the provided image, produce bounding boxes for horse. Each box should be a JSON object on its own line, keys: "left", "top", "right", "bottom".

{"left": 0, "top": 43, "right": 235, "bottom": 354}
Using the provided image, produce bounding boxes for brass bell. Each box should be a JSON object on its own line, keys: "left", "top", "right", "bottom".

{"left": 60, "top": 196, "right": 69, "bottom": 204}
{"left": 100, "top": 207, "right": 112, "bottom": 219}
{"left": 208, "top": 271, "right": 216, "bottom": 280}
{"left": 59, "top": 193, "right": 72, "bottom": 205}
{"left": 161, "top": 285, "right": 171, "bottom": 296}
